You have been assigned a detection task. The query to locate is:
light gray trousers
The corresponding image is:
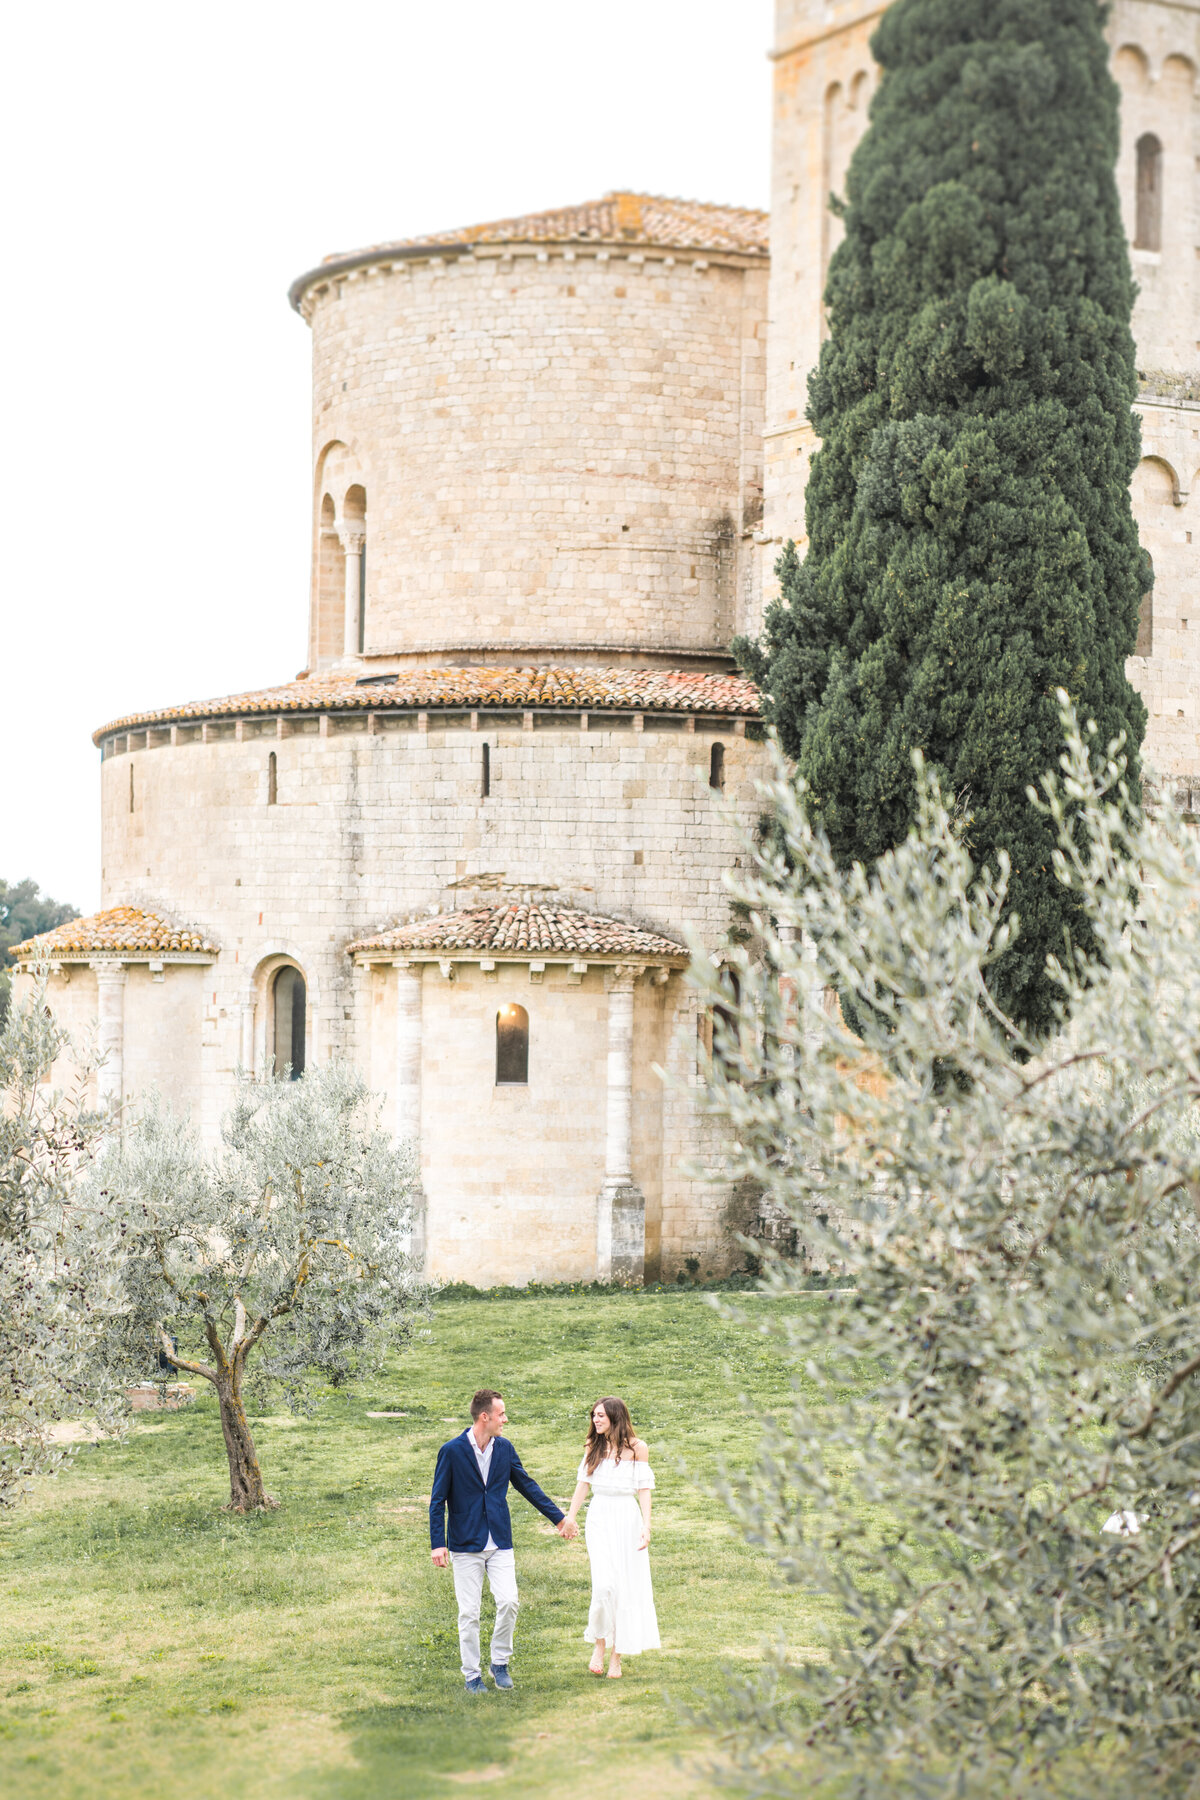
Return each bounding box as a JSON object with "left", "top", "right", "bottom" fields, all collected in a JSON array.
[{"left": 450, "top": 1546, "right": 519, "bottom": 1679}]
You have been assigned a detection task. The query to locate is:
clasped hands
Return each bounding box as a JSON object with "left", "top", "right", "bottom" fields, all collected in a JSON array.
[{"left": 431, "top": 1519, "right": 576, "bottom": 1565}]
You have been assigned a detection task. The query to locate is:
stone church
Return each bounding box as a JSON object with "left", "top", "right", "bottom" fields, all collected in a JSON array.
[{"left": 14, "top": 0, "right": 1200, "bottom": 1285}]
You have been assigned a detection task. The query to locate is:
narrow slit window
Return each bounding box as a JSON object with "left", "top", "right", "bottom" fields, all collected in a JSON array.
[
  {"left": 709, "top": 742, "right": 725, "bottom": 791},
  {"left": 496, "top": 1003, "right": 529, "bottom": 1085},
  {"left": 1135, "top": 133, "right": 1163, "bottom": 252},
  {"left": 272, "top": 966, "right": 307, "bottom": 1080},
  {"left": 481, "top": 741, "right": 491, "bottom": 799},
  {"left": 1137, "top": 555, "right": 1155, "bottom": 656},
  {"left": 267, "top": 751, "right": 278, "bottom": 805},
  {"left": 129, "top": 763, "right": 135, "bottom": 813}
]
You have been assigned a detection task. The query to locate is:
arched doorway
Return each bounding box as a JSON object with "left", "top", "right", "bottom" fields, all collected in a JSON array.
[{"left": 272, "top": 965, "right": 307, "bottom": 1079}]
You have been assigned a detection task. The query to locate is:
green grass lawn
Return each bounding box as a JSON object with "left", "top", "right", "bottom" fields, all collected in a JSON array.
[{"left": 0, "top": 1288, "right": 831, "bottom": 1799}]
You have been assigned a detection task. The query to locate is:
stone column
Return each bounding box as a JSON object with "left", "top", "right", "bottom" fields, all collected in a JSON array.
[
  {"left": 92, "top": 961, "right": 127, "bottom": 1115},
  {"left": 340, "top": 528, "right": 366, "bottom": 660},
  {"left": 596, "top": 967, "right": 645, "bottom": 1284},
  {"left": 394, "top": 960, "right": 426, "bottom": 1271}
]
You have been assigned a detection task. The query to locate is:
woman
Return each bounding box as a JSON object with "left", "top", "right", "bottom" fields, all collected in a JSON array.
[{"left": 563, "top": 1396, "right": 660, "bottom": 1677}]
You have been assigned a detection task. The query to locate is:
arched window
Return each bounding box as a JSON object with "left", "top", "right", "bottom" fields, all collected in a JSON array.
[
  {"left": 714, "top": 971, "right": 741, "bottom": 1077},
  {"left": 1135, "top": 133, "right": 1162, "bottom": 252},
  {"left": 1137, "top": 554, "right": 1154, "bottom": 656},
  {"left": 272, "top": 966, "right": 306, "bottom": 1080},
  {"left": 316, "top": 490, "right": 342, "bottom": 666},
  {"left": 709, "top": 742, "right": 725, "bottom": 791},
  {"left": 267, "top": 751, "right": 278, "bottom": 805},
  {"left": 698, "top": 974, "right": 742, "bottom": 1078},
  {"left": 496, "top": 1003, "right": 528, "bottom": 1085}
]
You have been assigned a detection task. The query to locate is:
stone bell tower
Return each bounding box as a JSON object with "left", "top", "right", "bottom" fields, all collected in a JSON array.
[
  {"left": 762, "top": 0, "right": 1200, "bottom": 796},
  {"left": 761, "top": 1, "right": 883, "bottom": 593},
  {"left": 1110, "top": 1, "right": 1200, "bottom": 795}
]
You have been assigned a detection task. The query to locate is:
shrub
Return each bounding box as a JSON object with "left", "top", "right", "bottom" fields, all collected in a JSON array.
[{"left": 694, "top": 704, "right": 1200, "bottom": 1797}]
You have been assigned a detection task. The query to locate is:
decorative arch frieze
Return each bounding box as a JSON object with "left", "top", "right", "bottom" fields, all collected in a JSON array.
[{"left": 1134, "top": 453, "right": 1183, "bottom": 509}]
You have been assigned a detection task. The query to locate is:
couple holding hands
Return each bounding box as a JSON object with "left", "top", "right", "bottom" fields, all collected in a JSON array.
[{"left": 430, "top": 1388, "right": 659, "bottom": 1691}]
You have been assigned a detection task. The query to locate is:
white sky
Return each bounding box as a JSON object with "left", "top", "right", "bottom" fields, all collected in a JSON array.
[{"left": 0, "top": 0, "right": 774, "bottom": 913}]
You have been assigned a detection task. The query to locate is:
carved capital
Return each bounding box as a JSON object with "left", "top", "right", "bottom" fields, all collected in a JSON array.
[
  {"left": 90, "top": 960, "right": 127, "bottom": 986},
  {"left": 604, "top": 964, "right": 641, "bottom": 993}
]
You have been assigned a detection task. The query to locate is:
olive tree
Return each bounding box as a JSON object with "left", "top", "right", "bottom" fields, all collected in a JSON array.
[
  {"left": 0, "top": 973, "right": 124, "bottom": 1505},
  {"left": 98, "top": 1063, "right": 422, "bottom": 1511},
  {"left": 694, "top": 703, "right": 1200, "bottom": 1798}
]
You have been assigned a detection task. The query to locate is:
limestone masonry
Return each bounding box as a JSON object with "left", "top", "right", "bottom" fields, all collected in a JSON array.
[{"left": 14, "top": 2, "right": 1200, "bottom": 1284}]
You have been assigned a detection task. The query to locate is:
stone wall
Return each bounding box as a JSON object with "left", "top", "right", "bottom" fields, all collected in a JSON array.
[
  {"left": 381, "top": 959, "right": 674, "bottom": 1285},
  {"left": 302, "top": 248, "right": 768, "bottom": 670},
  {"left": 22, "top": 961, "right": 209, "bottom": 1121},
  {"left": 86, "top": 714, "right": 768, "bottom": 1278}
]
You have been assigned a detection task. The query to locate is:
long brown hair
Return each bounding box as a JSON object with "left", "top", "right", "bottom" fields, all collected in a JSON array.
[{"left": 585, "top": 1396, "right": 637, "bottom": 1474}]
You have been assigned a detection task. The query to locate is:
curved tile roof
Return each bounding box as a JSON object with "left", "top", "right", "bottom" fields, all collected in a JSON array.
[
  {"left": 320, "top": 188, "right": 766, "bottom": 261},
  {"left": 348, "top": 904, "right": 688, "bottom": 963},
  {"left": 9, "top": 906, "right": 218, "bottom": 961},
  {"left": 94, "top": 666, "right": 760, "bottom": 742},
  {"left": 290, "top": 192, "right": 768, "bottom": 308}
]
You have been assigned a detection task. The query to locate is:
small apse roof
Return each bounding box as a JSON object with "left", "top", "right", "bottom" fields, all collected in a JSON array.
[
  {"left": 9, "top": 906, "right": 219, "bottom": 963},
  {"left": 347, "top": 903, "right": 689, "bottom": 964}
]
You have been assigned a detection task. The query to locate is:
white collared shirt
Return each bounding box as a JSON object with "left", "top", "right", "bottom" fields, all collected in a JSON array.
[
  {"left": 470, "top": 1429, "right": 497, "bottom": 1557},
  {"left": 471, "top": 1432, "right": 494, "bottom": 1488}
]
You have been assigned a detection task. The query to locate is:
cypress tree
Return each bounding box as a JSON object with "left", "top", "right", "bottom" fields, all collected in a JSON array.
[{"left": 737, "top": 0, "right": 1148, "bottom": 1036}]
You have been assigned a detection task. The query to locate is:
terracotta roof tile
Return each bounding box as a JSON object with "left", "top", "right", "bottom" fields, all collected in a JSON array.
[
  {"left": 325, "top": 191, "right": 768, "bottom": 264},
  {"left": 94, "top": 666, "right": 760, "bottom": 742},
  {"left": 348, "top": 904, "right": 688, "bottom": 962},
  {"left": 9, "top": 906, "right": 218, "bottom": 961}
]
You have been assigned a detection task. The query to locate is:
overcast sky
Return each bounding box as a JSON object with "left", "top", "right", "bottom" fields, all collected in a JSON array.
[{"left": 0, "top": 1, "right": 774, "bottom": 913}]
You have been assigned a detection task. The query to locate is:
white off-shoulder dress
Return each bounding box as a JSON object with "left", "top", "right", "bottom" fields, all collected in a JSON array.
[{"left": 578, "top": 1453, "right": 661, "bottom": 1655}]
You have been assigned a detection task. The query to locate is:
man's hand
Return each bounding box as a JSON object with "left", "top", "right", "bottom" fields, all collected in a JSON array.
[
  {"left": 431, "top": 1547, "right": 450, "bottom": 1568},
  {"left": 557, "top": 1517, "right": 579, "bottom": 1540}
]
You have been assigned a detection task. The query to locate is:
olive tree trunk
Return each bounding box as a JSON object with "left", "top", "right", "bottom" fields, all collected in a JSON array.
[
  {"left": 214, "top": 1369, "right": 275, "bottom": 1512},
  {"left": 161, "top": 1321, "right": 277, "bottom": 1512}
]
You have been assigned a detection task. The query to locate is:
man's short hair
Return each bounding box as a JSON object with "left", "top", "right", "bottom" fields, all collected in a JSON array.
[{"left": 471, "top": 1389, "right": 503, "bottom": 1421}]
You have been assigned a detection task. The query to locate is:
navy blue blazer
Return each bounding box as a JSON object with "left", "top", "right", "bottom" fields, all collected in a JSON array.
[{"left": 429, "top": 1429, "right": 564, "bottom": 1553}]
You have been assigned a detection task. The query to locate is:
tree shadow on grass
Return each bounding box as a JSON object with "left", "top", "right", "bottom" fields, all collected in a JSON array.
[{"left": 310, "top": 1693, "right": 529, "bottom": 1800}]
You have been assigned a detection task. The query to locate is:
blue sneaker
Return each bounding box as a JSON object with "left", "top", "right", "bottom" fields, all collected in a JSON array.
[
  {"left": 464, "top": 1675, "right": 487, "bottom": 1694},
  {"left": 490, "top": 1664, "right": 514, "bottom": 1690}
]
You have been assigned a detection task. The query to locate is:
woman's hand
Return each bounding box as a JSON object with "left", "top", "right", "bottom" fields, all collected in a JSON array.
[{"left": 636, "top": 1527, "right": 650, "bottom": 1551}]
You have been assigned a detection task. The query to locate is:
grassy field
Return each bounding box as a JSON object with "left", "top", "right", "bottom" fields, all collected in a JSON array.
[{"left": 0, "top": 1287, "right": 828, "bottom": 1800}]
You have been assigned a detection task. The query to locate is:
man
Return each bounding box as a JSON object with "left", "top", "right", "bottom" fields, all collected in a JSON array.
[{"left": 430, "top": 1389, "right": 577, "bottom": 1692}]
